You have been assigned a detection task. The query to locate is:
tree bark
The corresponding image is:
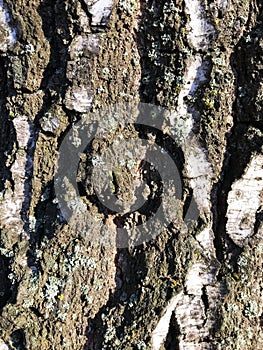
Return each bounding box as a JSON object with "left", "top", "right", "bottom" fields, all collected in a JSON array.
[{"left": 0, "top": 0, "right": 262, "bottom": 349}]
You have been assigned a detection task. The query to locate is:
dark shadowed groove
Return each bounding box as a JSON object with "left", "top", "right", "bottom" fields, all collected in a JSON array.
[{"left": 0, "top": 52, "right": 18, "bottom": 315}]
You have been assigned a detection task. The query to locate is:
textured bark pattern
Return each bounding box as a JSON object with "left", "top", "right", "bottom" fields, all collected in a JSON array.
[{"left": 0, "top": 0, "right": 262, "bottom": 349}]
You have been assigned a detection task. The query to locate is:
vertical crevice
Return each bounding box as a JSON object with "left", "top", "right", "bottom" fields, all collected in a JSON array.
[
  {"left": 0, "top": 49, "right": 17, "bottom": 315},
  {"left": 163, "top": 311, "right": 180, "bottom": 350}
]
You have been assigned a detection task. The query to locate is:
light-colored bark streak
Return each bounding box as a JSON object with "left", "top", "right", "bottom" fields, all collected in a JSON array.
[
  {"left": 0, "top": 339, "right": 8, "bottom": 350},
  {"left": 0, "top": 0, "right": 16, "bottom": 52},
  {"left": 226, "top": 153, "right": 263, "bottom": 247},
  {"left": 169, "top": 55, "right": 213, "bottom": 213},
  {"left": 152, "top": 292, "right": 183, "bottom": 350},
  {"left": 153, "top": 1, "right": 230, "bottom": 348},
  {"left": 0, "top": 116, "right": 34, "bottom": 244},
  {"left": 84, "top": 0, "right": 114, "bottom": 26},
  {"left": 184, "top": 0, "right": 216, "bottom": 51},
  {"left": 0, "top": 3, "right": 32, "bottom": 245}
]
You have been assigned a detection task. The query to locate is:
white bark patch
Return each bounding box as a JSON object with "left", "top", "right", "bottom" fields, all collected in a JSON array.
[
  {"left": 169, "top": 57, "right": 213, "bottom": 215},
  {"left": 0, "top": 0, "right": 16, "bottom": 52},
  {"left": 176, "top": 295, "right": 206, "bottom": 337},
  {"left": 184, "top": 0, "right": 215, "bottom": 51},
  {"left": 175, "top": 264, "right": 221, "bottom": 348},
  {"left": 185, "top": 145, "right": 213, "bottom": 214},
  {"left": 176, "top": 56, "right": 208, "bottom": 118},
  {"left": 152, "top": 263, "right": 220, "bottom": 349},
  {"left": 0, "top": 340, "right": 8, "bottom": 350},
  {"left": 0, "top": 116, "right": 33, "bottom": 239},
  {"left": 226, "top": 153, "right": 263, "bottom": 247},
  {"left": 178, "top": 342, "right": 213, "bottom": 350},
  {"left": 185, "top": 263, "right": 216, "bottom": 296},
  {"left": 196, "top": 227, "right": 216, "bottom": 257},
  {"left": 85, "top": 0, "right": 114, "bottom": 26},
  {"left": 151, "top": 292, "right": 183, "bottom": 350},
  {"left": 0, "top": 346, "right": 8, "bottom": 350},
  {"left": 168, "top": 0, "right": 219, "bottom": 215}
]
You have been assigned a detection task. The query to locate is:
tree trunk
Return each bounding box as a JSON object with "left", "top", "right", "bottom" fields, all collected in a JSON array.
[{"left": 0, "top": 0, "right": 262, "bottom": 349}]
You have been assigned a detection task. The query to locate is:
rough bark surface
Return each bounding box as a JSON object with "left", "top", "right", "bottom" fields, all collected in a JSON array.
[{"left": 0, "top": 0, "right": 262, "bottom": 349}]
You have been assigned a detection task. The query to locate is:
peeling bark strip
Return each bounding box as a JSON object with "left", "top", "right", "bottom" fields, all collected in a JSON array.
[{"left": 0, "top": 0, "right": 262, "bottom": 349}]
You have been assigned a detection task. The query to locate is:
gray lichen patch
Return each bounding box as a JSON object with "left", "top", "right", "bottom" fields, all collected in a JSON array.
[
  {"left": 88, "top": 2, "right": 141, "bottom": 107},
  {"left": 216, "top": 243, "right": 263, "bottom": 349}
]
